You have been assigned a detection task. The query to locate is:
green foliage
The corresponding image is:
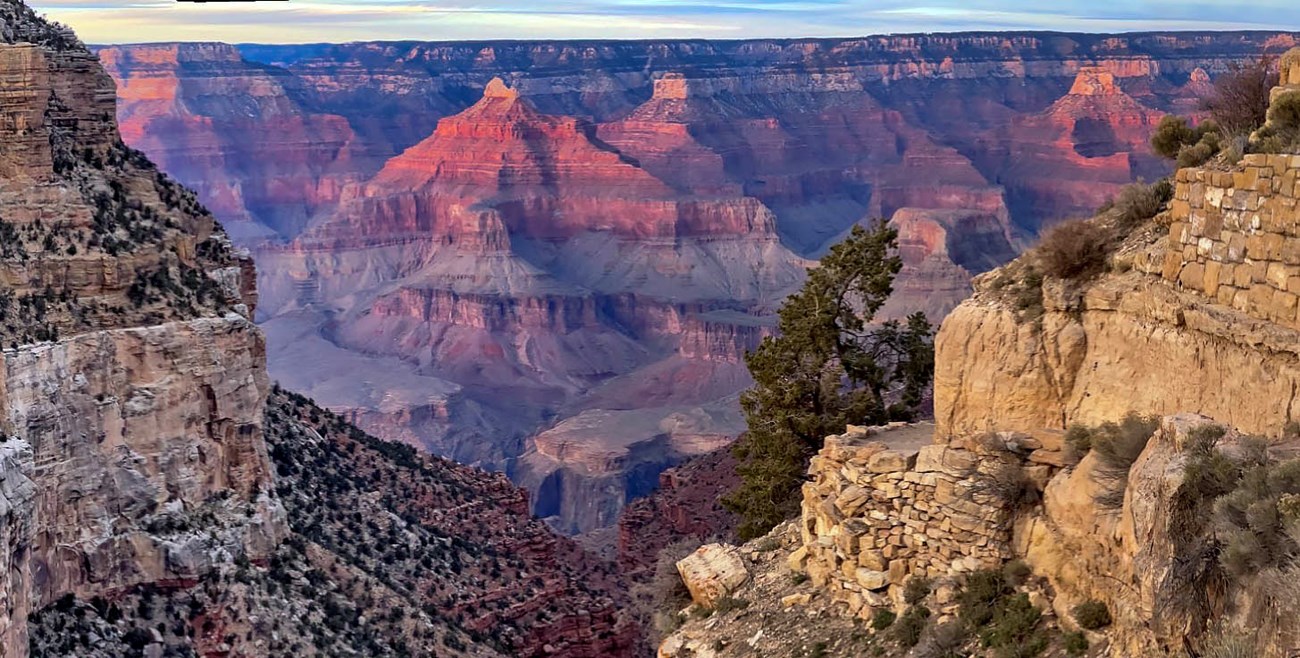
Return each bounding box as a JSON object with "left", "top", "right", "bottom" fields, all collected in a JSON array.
[
  {"left": 1152, "top": 116, "right": 1221, "bottom": 166},
  {"left": 724, "top": 222, "right": 935, "bottom": 539},
  {"left": 1063, "top": 631, "right": 1089, "bottom": 656},
  {"left": 1215, "top": 454, "right": 1300, "bottom": 578},
  {"left": 870, "top": 607, "right": 897, "bottom": 631},
  {"left": 1178, "top": 133, "right": 1221, "bottom": 168},
  {"left": 1071, "top": 600, "right": 1112, "bottom": 630},
  {"left": 979, "top": 594, "right": 1045, "bottom": 656},
  {"left": 1255, "top": 91, "right": 1300, "bottom": 154},
  {"left": 915, "top": 621, "right": 968, "bottom": 658},
  {"left": 958, "top": 569, "right": 1010, "bottom": 629},
  {"left": 712, "top": 596, "right": 751, "bottom": 614},
  {"left": 1151, "top": 115, "right": 1199, "bottom": 159}
]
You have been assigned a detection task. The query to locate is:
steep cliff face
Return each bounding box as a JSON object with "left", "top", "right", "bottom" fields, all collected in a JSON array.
[{"left": 0, "top": 1, "right": 287, "bottom": 652}]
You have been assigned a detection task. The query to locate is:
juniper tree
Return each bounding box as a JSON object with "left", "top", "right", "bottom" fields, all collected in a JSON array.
[{"left": 724, "top": 221, "right": 934, "bottom": 539}]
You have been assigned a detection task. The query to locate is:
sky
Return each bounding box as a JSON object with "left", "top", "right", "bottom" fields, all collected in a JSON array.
[{"left": 28, "top": 0, "right": 1300, "bottom": 45}]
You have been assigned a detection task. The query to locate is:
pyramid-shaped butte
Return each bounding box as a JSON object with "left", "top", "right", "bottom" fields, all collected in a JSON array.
[{"left": 320, "top": 78, "right": 778, "bottom": 244}]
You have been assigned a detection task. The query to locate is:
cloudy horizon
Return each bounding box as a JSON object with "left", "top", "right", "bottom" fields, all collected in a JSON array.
[{"left": 29, "top": 0, "right": 1300, "bottom": 45}]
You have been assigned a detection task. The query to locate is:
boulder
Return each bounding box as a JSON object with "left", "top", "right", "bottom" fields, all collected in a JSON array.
[
  {"left": 677, "top": 543, "right": 750, "bottom": 608},
  {"left": 866, "top": 449, "right": 918, "bottom": 474}
]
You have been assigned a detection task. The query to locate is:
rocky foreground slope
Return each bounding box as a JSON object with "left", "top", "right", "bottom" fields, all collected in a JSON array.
[
  {"left": 0, "top": 3, "right": 633, "bottom": 656},
  {"left": 658, "top": 54, "right": 1300, "bottom": 658},
  {"left": 91, "top": 34, "right": 1298, "bottom": 538}
]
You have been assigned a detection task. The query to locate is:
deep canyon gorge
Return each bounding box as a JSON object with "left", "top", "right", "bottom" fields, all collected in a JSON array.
[{"left": 93, "top": 32, "right": 1298, "bottom": 539}]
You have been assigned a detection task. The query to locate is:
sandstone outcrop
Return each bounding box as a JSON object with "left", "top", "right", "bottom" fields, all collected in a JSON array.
[
  {"left": 935, "top": 156, "right": 1300, "bottom": 440},
  {"left": 676, "top": 543, "right": 749, "bottom": 608}
]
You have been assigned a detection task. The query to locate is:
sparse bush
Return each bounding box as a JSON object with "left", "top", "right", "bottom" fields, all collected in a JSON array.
[
  {"left": 1035, "top": 219, "right": 1112, "bottom": 281},
  {"left": 1201, "top": 628, "right": 1259, "bottom": 658},
  {"left": 904, "top": 575, "right": 933, "bottom": 605},
  {"left": 970, "top": 460, "right": 1039, "bottom": 510},
  {"left": 980, "top": 593, "right": 1046, "bottom": 657},
  {"left": 1215, "top": 456, "right": 1300, "bottom": 577},
  {"left": 958, "top": 569, "right": 1010, "bottom": 629},
  {"left": 1013, "top": 268, "right": 1045, "bottom": 322},
  {"left": 915, "top": 621, "right": 968, "bottom": 658},
  {"left": 891, "top": 606, "right": 930, "bottom": 648},
  {"left": 871, "top": 607, "right": 897, "bottom": 631},
  {"left": 1113, "top": 179, "right": 1173, "bottom": 230},
  {"left": 712, "top": 596, "right": 750, "bottom": 614},
  {"left": 1255, "top": 91, "right": 1300, "bottom": 154},
  {"left": 1203, "top": 56, "right": 1277, "bottom": 139},
  {"left": 1087, "top": 413, "right": 1160, "bottom": 508},
  {"left": 1002, "top": 560, "right": 1032, "bottom": 588},
  {"left": 1071, "top": 600, "right": 1112, "bottom": 630},
  {"left": 1063, "top": 631, "right": 1089, "bottom": 656},
  {"left": 1065, "top": 424, "right": 1093, "bottom": 464}
]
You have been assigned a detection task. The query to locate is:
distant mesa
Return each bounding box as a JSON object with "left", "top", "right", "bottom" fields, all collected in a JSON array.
[{"left": 1068, "top": 67, "right": 1121, "bottom": 96}]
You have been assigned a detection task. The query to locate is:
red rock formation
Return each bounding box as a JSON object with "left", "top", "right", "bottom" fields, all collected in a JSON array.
[
  {"left": 96, "top": 43, "right": 365, "bottom": 241},
  {"left": 315, "top": 77, "right": 778, "bottom": 246},
  {"left": 980, "top": 67, "right": 1169, "bottom": 233},
  {"left": 616, "top": 446, "right": 740, "bottom": 579}
]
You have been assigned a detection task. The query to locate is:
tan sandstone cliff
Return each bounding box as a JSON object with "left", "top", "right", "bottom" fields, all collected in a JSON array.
[{"left": 0, "top": 2, "right": 288, "bottom": 652}]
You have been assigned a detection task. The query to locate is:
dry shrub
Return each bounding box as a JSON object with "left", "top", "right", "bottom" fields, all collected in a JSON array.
[
  {"left": 970, "top": 460, "right": 1039, "bottom": 510},
  {"left": 1035, "top": 219, "right": 1112, "bottom": 281},
  {"left": 1081, "top": 413, "right": 1160, "bottom": 508},
  {"left": 1203, "top": 56, "right": 1278, "bottom": 138},
  {"left": 1114, "top": 179, "right": 1173, "bottom": 230},
  {"left": 914, "top": 621, "right": 967, "bottom": 658}
]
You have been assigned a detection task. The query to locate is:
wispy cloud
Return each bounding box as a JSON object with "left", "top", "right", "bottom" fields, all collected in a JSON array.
[{"left": 27, "top": 0, "right": 1300, "bottom": 44}]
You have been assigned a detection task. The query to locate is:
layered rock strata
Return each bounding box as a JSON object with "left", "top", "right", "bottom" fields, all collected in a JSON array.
[
  {"left": 0, "top": 1, "right": 287, "bottom": 652},
  {"left": 97, "top": 32, "right": 1295, "bottom": 538}
]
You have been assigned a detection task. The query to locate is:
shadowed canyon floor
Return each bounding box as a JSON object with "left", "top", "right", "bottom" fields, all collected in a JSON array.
[{"left": 94, "top": 33, "right": 1298, "bottom": 537}]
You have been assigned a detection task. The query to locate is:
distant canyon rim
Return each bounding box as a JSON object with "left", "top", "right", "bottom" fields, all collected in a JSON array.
[{"left": 94, "top": 32, "right": 1295, "bottom": 540}]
